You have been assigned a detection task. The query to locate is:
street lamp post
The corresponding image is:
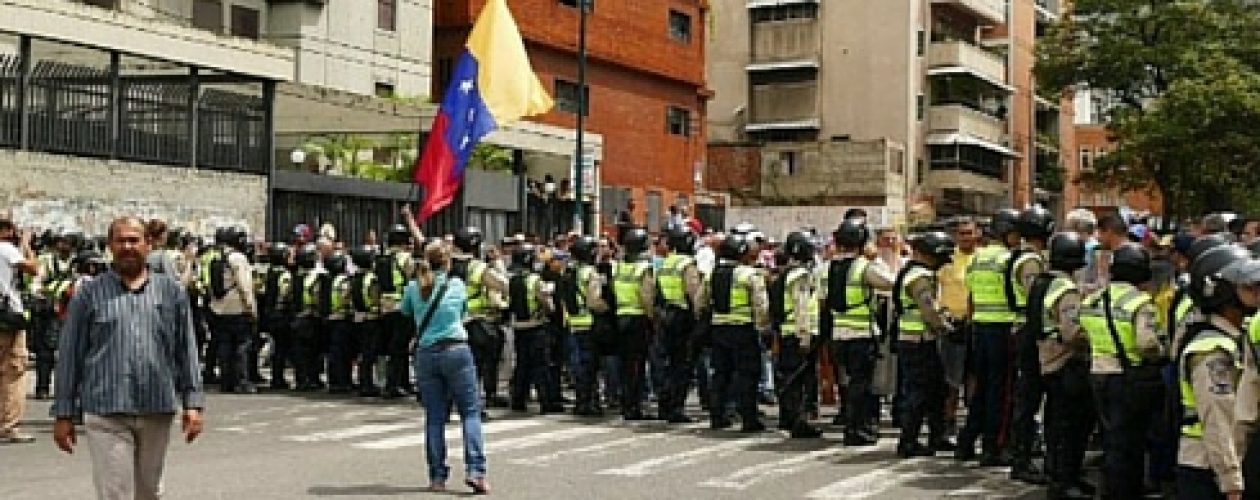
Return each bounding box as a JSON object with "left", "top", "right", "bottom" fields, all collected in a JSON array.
[{"left": 573, "top": 0, "right": 590, "bottom": 234}]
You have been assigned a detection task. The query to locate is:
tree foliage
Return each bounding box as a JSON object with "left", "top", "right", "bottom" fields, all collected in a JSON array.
[{"left": 1035, "top": 0, "right": 1260, "bottom": 219}]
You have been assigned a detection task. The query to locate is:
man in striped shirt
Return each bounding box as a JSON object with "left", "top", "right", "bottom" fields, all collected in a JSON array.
[{"left": 52, "top": 216, "right": 204, "bottom": 500}]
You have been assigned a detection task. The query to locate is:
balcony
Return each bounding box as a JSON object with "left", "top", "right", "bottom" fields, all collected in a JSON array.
[
  {"left": 930, "top": 0, "right": 1006, "bottom": 26},
  {"left": 927, "top": 41, "right": 1008, "bottom": 90},
  {"left": 751, "top": 19, "right": 819, "bottom": 65},
  {"left": 928, "top": 104, "right": 1007, "bottom": 146},
  {"left": 750, "top": 82, "right": 818, "bottom": 126},
  {"left": 925, "top": 168, "right": 1008, "bottom": 196},
  {"left": 1035, "top": 0, "right": 1062, "bottom": 23}
]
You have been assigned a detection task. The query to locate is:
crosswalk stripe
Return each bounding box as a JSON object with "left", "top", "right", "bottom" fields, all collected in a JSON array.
[
  {"left": 509, "top": 434, "right": 671, "bottom": 466},
  {"left": 699, "top": 442, "right": 889, "bottom": 491},
  {"left": 804, "top": 458, "right": 933, "bottom": 499},
  {"left": 942, "top": 475, "right": 1040, "bottom": 498},
  {"left": 352, "top": 420, "right": 544, "bottom": 450},
  {"left": 596, "top": 436, "right": 778, "bottom": 478},
  {"left": 454, "top": 427, "right": 616, "bottom": 456},
  {"left": 285, "top": 421, "right": 421, "bottom": 442}
]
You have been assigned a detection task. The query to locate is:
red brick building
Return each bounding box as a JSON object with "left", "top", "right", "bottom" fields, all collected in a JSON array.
[
  {"left": 433, "top": 0, "right": 710, "bottom": 231},
  {"left": 1067, "top": 124, "right": 1163, "bottom": 215}
]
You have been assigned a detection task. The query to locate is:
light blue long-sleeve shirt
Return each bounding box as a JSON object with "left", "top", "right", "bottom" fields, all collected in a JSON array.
[{"left": 400, "top": 273, "right": 469, "bottom": 348}]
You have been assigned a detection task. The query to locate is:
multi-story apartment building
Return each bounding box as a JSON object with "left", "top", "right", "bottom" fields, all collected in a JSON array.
[
  {"left": 434, "top": 0, "right": 710, "bottom": 233},
  {"left": 1067, "top": 89, "right": 1162, "bottom": 216},
  {"left": 707, "top": 0, "right": 1075, "bottom": 220}
]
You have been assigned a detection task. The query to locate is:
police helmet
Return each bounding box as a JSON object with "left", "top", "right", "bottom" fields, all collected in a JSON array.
[
  {"left": 60, "top": 231, "right": 85, "bottom": 250},
  {"left": 667, "top": 228, "right": 698, "bottom": 255},
  {"left": 990, "top": 208, "right": 1022, "bottom": 239},
  {"left": 213, "top": 227, "right": 232, "bottom": 246},
  {"left": 74, "top": 250, "right": 107, "bottom": 276},
  {"left": 1048, "top": 232, "right": 1087, "bottom": 272},
  {"left": 323, "top": 252, "right": 348, "bottom": 275},
  {"left": 350, "top": 245, "right": 376, "bottom": 269},
  {"left": 1017, "top": 206, "right": 1056, "bottom": 240},
  {"left": 570, "top": 236, "right": 598, "bottom": 264},
  {"left": 782, "top": 231, "right": 815, "bottom": 263},
  {"left": 453, "top": 227, "right": 483, "bottom": 255},
  {"left": 833, "top": 218, "right": 869, "bottom": 249},
  {"left": 621, "top": 228, "right": 650, "bottom": 256},
  {"left": 718, "top": 234, "right": 752, "bottom": 261},
  {"left": 295, "top": 244, "right": 319, "bottom": 270},
  {"left": 512, "top": 244, "right": 538, "bottom": 271},
  {"left": 1203, "top": 212, "right": 1239, "bottom": 236},
  {"left": 1189, "top": 245, "right": 1252, "bottom": 313},
  {"left": 1110, "top": 243, "right": 1152, "bottom": 284},
  {"left": 267, "top": 242, "right": 290, "bottom": 266},
  {"left": 386, "top": 224, "right": 411, "bottom": 247},
  {"left": 911, "top": 231, "right": 956, "bottom": 268},
  {"left": 1189, "top": 234, "right": 1230, "bottom": 263}
]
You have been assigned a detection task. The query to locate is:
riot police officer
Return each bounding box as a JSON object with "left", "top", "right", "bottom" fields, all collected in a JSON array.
[
  {"left": 775, "top": 231, "right": 821, "bottom": 438},
  {"left": 324, "top": 252, "right": 355, "bottom": 394},
  {"left": 207, "top": 227, "right": 258, "bottom": 394},
  {"left": 260, "top": 243, "right": 295, "bottom": 391},
  {"left": 1079, "top": 243, "right": 1166, "bottom": 499},
  {"left": 893, "top": 231, "right": 956, "bottom": 457},
  {"left": 657, "top": 228, "right": 705, "bottom": 423},
  {"left": 612, "top": 228, "right": 658, "bottom": 420},
  {"left": 450, "top": 227, "right": 509, "bottom": 408},
  {"left": 30, "top": 233, "right": 77, "bottom": 399},
  {"left": 508, "top": 244, "right": 560, "bottom": 414},
  {"left": 1011, "top": 206, "right": 1052, "bottom": 483},
  {"left": 378, "top": 224, "right": 416, "bottom": 398},
  {"left": 1037, "top": 233, "right": 1094, "bottom": 499},
  {"left": 569, "top": 236, "right": 608, "bottom": 416},
  {"left": 707, "top": 233, "right": 770, "bottom": 432},
  {"left": 819, "top": 218, "right": 894, "bottom": 445},
  {"left": 350, "top": 246, "right": 383, "bottom": 397},
  {"left": 292, "top": 244, "right": 325, "bottom": 391},
  {"left": 1175, "top": 245, "right": 1250, "bottom": 499}
]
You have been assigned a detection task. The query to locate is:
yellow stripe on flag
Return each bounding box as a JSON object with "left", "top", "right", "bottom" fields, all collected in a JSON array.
[{"left": 466, "top": 0, "right": 554, "bottom": 125}]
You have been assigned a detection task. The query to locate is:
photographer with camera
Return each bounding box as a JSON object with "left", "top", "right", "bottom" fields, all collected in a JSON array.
[{"left": 0, "top": 217, "right": 39, "bottom": 444}]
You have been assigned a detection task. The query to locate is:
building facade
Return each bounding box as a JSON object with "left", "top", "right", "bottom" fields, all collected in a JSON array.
[
  {"left": 706, "top": 0, "right": 1075, "bottom": 219},
  {"left": 1067, "top": 95, "right": 1163, "bottom": 216},
  {"left": 434, "top": 0, "right": 710, "bottom": 233}
]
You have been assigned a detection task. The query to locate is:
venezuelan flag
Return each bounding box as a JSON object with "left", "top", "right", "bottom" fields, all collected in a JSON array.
[{"left": 415, "top": 0, "right": 554, "bottom": 221}]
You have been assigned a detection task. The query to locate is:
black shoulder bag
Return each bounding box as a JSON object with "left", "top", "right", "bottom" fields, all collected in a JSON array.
[{"left": 414, "top": 279, "right": 451, "bottom": 341}]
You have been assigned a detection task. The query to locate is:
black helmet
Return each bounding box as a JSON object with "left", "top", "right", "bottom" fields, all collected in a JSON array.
[
  {"left": 621, "top": 228, "right": 650, "bottom": 256},
  {"left": 1048, "top": 232, "right": 1087, "bottom": 272},
  {"left": 213, "top": 227, "right": 232, "bottom": 246},
  {"left": 386, "top": 224, "right": 410, "bottom": 247},
  {"left": 718, "top": 234, "right": 752, "bottom": 261},
  {"left": 833, "top": 218, "right": 869, "bottom": 249},
  {"left": 990, "top": 208, "right": 1021, "bottom": 239},
  {"left": 323, "top": 252, "right": 348, "bottom": 275},
  {"left": 453, "top": 227, "right": 483, "bottom": 255},
  {"left": 1189, "top": 234, "right": 1230, "bottom": 263},
  {"left": 74, "top": 250, "right": 107, "bottom": 275},
  {"left": 570, "top": 235, "right": 598, "bottom": 264},
  {"left": 1110, "top": 243, "right": 1152, "bottom": 284},
  {"left": 1203, "top": 212, "right": 1239, "bottom": 235},
  {"left": 267, "top": 242, "right": 291, "bottom": 266},
  {"left": 782, "top": 231, "right": 815, "bottom": 263},
  {"left": 911, "top": 231, "right": 956, "bottom": 268},
  {"left": 1018, "top": 206, "right": 1056, "bottom": 239},
  {"left": 1189, "top": 245, "right": 1251, "bottom": 313},
  {"left": 350, "top": 245, "right": 376, "bottom": 268},
  {"left": 61, "top": 231, "right": 85, "bottom": 250},
  {"left": 667, "top": 228, "right": 698, "bottom": 255},
  {"left": 295, "top": 244, "right": 319, "bottom": 270},
  {"left": 227, "top": 227, "right": 249, "bottom": 251},
  {"left": 512, "top": 244, "right": 537, "bottom": 271}
]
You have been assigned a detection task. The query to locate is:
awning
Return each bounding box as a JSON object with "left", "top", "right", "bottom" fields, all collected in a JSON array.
[
  {"left": 744, "top": 60, "right": 820, "bottom": 72},
  {"left": 927, "top": 66, "right": 1015, "bottom": 93},
  {"left": 744, "top": 119, "right": 821, "bottom": 132},
  {"left": 926, "top": 132, "right": 1020, "bottom": 157}
]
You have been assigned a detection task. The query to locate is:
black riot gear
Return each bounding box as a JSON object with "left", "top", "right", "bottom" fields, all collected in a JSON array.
[
  {"left": 621, "top": 228, "right": 650, "bottom": 257},
  {"left": 386, "top": 224, "right": 410, "bottom": 247},
  {"left": 268, "top": 243, "right": 291, "bottom": 266},
  {"left": 512, "top": 244, "right": 538, "bottom": 272},
  {"left": 1188, "top": 245, "right": 1251, "bottom": 313},
  {"left": 324, "top": 253, "right": 348, "bottom": 276},
  {"left": 667, "top": 228, "right": 698, "bottom": 255},
  {"left": 1048, "top": 232, "right": 1087, "bottom": 272},
  {"left": 990, "top": 208, "right": 1021, "bottom": 240},
  {"left": 454, "top": 227, "right": 483, "bottom": 256},
  {"left": 911, "top": 231, "right": 955, "bottom": 270},
  {"left": 570, "top": 236, "right": 598, "bottom": 264},
  {"left": 1110, "top": 243, "right": 1152, "bottom": 284},
  {"left": 833, "top": 219, "right": 869, "bottom": 249},
  {"left": 718, "top": 234, "right": 752, "bottom": 261},
  {"left": 783, "top": 231, "right": 815, "bottom": 263},
  {"left": 295, "top": 244, "right": 319, "bottom": 270},
  {"left": 350, "top": 245, "right": 376, "bottom": 269},
  {"left": 1018, "top": 206, "right": 1056, "bottom": 240}
]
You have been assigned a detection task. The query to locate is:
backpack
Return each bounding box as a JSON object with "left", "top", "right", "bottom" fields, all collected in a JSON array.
[
  {"left": 375, "top": 252, "right": 401, "bottom": 294},
  {"left": 825, "top": 258, "right": 858, "bottom": 313},
  {"left": 768, "top": 266, "right": 791, "bottom": 330},
  {"left": 508, "top": 272, "right": 531, "bottom": 321},
  {"left": 209, "top": 251, "right": 231, "bottom": 300},
  {"left": 316, "top": 274, "right": 334, "bottom": 317}
]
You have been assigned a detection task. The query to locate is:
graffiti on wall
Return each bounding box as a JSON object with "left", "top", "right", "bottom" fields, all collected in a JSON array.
[{"left": 11, "top": 198, "right": 252, "bottom": 238}]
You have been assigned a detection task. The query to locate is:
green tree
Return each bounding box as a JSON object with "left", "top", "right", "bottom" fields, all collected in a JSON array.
[{"left": 467, "top": 143, "right": 513, "bottom": 171}]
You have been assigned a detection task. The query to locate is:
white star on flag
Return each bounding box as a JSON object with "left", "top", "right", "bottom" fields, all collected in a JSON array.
[
  {"left": 459, "top": 79, "right": 474, "bottom": 94},
  {"left": 468, "top": 108, "right": 476, "bottom": 122},
  {"left": 461, "top": 136, "right": 471, "bottom": 150}
]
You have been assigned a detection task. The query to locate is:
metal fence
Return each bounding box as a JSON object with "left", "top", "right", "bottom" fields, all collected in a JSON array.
[
  {"left": 0, "top": 54, "right": 24, "bottom": 148},
  {"left": 271, "top": 190, "right": 402, "bottom": 247}
]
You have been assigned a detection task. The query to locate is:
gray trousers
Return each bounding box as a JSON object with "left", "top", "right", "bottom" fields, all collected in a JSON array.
[{"left": 85, "top": 414, "right": 175, "bottom": 500}]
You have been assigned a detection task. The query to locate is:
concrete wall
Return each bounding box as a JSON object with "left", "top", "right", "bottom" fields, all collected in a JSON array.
[
  {"left": 760, "top": 140, "right": 901, "bottom": 205},
  {"left": 0, "top": 151, "right": 265, "bottom": 237},
  {"left": 725, "top": 205, "right": 900, "bottom": 241},
  {"left": 706, "top": 1, "right": 751, "bottom": 143}
]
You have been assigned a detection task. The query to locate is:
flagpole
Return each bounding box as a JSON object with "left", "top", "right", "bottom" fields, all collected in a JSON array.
[{"left": 573, "top": 0, "right": 590, "bottom": 235}]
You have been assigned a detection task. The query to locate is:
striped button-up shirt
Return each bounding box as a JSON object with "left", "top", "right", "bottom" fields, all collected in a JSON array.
[{"left": 51, "top": 270, "right": 205, "bottom": 419}]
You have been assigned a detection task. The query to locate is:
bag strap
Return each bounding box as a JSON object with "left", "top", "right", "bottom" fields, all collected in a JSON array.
[
  {"left": 415, "top": 279, "right": 451, "bottom": 338},
  {"left": 1101, "top": 288, "right": 1134, "bottom": 371},
  {"left": 1004, "top": 249, "right": 1026, "bottom": 313}
]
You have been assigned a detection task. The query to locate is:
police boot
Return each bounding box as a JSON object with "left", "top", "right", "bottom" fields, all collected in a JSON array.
[
  {"left": 1009, "top": 460, "right": 1048, "bottom": 485},
  {"left": 790, "top": 424, "right": 823, "bottom": 439},
  {"left": 897, "top": 441, "right": 934, "bottom": 458},
  {"left": 929, "top": 435, "right": 956, "bottom": 453}
]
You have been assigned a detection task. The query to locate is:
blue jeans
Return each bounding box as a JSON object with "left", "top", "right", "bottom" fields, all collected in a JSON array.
[{"left": 415, "top": 343, "right": 486, "bottom": 482}]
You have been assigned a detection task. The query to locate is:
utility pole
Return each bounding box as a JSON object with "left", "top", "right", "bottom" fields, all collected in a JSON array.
[{"left": 573, "top": 0, "right": 591, "bottom": 234}]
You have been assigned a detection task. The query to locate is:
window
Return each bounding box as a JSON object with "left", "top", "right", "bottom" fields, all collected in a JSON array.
[
  {"left": 374, "top": 83, "right": 395, "bottom": 99},
  {"left": 917, "top": 30, "right": 926, "bottom": 56},
  {"left": 230, "top": 5, "right": 260, "bottom": 40},
  {"left": 669, "top": 10, "right": 692, "bottom": 43},
  {"left": 192, "top": 0, "right": 223, "bottom": 34},
  {"left": 666, "top": 106, "right": 691, "bottom": 136},
  {"left": 779, "top": 151, "right": 798, "bottom": 176},
  {"left": 891, "top": 149, "right": 905, "bottom": 174},
  {"left": 1080, "top": 148, "right": 1093, "bottom": 171},
  {"left": 916, "top": 94, "right": 925, "bottom": 121},
  {"left": 750, "top": 4, "right": 818, "bottom": 22},
  {"left": 559, "top": 0, "right": 592, "bottom": 10},
  {"left": 555, "top": 79, "right": 589, "bottom": 116},
  {"left": 378, "top": 0, "right": 397, "bottom": 31},
  {"left": 436, "top": 57, "right": 454, "bottom": 95}
]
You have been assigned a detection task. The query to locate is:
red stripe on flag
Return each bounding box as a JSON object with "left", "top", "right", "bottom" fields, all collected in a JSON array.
[{"left": 415, "top": 113, "right": 460, "bottom": 221}]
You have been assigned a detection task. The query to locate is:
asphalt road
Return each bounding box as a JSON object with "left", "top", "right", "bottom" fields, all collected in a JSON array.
[{"left": 1, "top": 388, "right": 1048, "bottom": 500}]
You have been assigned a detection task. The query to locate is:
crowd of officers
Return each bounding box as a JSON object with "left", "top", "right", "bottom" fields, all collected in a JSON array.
[{"left": 19, "top": 207, "right": 1260, "bottom": 499}]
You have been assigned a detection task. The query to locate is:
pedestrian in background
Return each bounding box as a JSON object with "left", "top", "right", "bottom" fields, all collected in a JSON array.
[
  {"left": 52, "top": 216, "right": 204, "bottom": 500},
  {"left": 402, "top": 241, "right": 489, "bottom": 494},
  {"left": 0, "top": 218, "right": 37, "bottom": 444}
]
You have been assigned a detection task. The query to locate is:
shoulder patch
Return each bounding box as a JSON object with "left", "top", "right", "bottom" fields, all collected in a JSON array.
[{"left": 1207, "top": 355, "right": 1237, "bottom": 395}]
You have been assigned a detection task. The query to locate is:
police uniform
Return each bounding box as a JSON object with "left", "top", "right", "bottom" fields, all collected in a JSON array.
[
  {"left": 776, "top": 263, "right": 819, "bottom": 437},
  {"left": 817, "top": 251, "right": 894, "bottom": 444},
  {"left": 350, "top": 267, "right": 382, "bottom": 396},
  {"left": 960, "top": 242, "right": 1021, "bottom": 461},
  {"left": 1079, "top": 281, "right": 1165, "bottom": 499},
  {"left": 326, "top": 265, "right": 356, "bottom": 393},
  {"left": 508, "top": 263, "right": 558, "bottom": 413},
  {"left": 1235, "top": 314, "right": 1260, "bottom": 498},
  {"left": 31, "top": 250, "right": 74, "bottom": 398},
  {"left": 378, "top": 246, "right": 415, "bottom": 397},
  {"left": 207, "top": 245, "right": 258, "bottom": 393},
  {"left": 293, "top": 263, "right": 326, "bottom": 391},
  {"left": 1174, "top": 315, "right": 1244, "bottom": 499},
  {"left": 706, "top": 258, "right": 770, "bottom": 431},
  {"left": 453, "top": 253, "right": 508, "bottom": 405},
  {"left": 612, "top": 257, "right": 657, "bottom": 420},
  {"left": 657, "top": 251, "right": 704, "bottom": 422},
  {"left": 571, "top": 261, "right": 608, "bottom": 415},
  {"left": 1009, "top": 246, "right": 1048, "bottom": 477},
  {"left": 197, "top": 245, "right": 224, "bottom": 383},
  {"left": 1036, "top": 270, "right": 1094, "bottom": 497},
  {"left": 259, "top": 260, "right": 294, "bottom": 390},
  {"left": 893, "top": 261, "right": 953, "bottom": 456}
]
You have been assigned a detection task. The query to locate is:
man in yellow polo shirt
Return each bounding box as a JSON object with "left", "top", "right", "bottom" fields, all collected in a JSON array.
[{"left": 938, "top": 217, "right": 979, "bottom": 434}]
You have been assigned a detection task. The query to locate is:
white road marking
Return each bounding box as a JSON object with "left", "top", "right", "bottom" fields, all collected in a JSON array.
[
  {"left": 284, "top": 421, "right": 421, "bottom": 442},
  {"left": 510, "top": 433, "right": 671, "bottom": 466},
  {"left": 699, "top": 442, "right": 888, "bottom": 490},
  {"left": 596, "top": 437, "right": 778, "bottom": 477},
  {"left": 461, "top": 426, "right": 615, "bottom": 455},
  {"left": 352, "top": 420, "right": 543, "bottom": 450},
  {"left": 804, "top": 458, "right": 934, "bottom": 499}
]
